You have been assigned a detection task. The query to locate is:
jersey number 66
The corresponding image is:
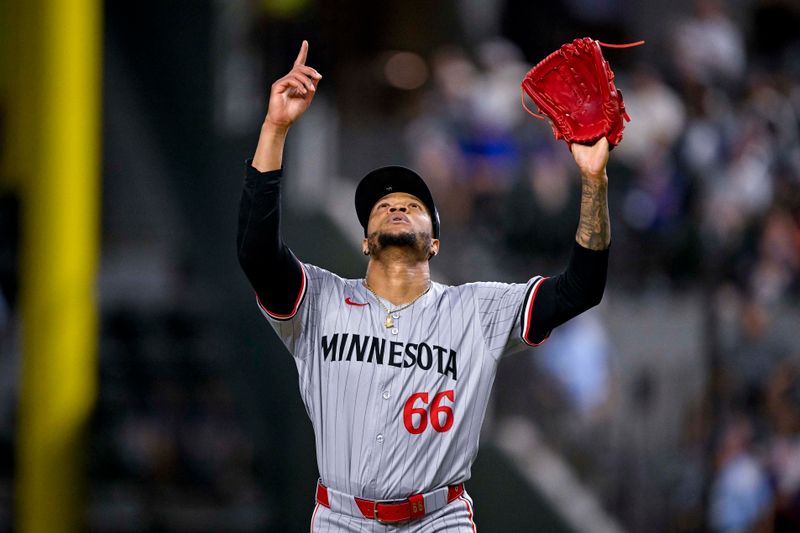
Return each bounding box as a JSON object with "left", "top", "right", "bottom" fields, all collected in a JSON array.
[{"left": 403, "top": 390, "right": 455, "bottom": 434}]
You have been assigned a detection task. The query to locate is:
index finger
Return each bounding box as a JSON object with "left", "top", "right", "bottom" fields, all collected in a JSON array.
[{"left": 294, "top": 40, "right": 308, "bottom": 66}]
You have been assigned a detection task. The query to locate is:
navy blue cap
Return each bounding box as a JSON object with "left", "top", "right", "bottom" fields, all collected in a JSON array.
[{"left": 355, "top": 166, "right": 440, "bottom": 238}]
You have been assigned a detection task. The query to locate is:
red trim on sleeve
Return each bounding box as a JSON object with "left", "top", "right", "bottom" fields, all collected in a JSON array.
[
  {"left": 522, "top": 276, "right": 550, "bottom": 346},
  {"left": 256, "top": 261, "right": 308, "bottom": 320}
]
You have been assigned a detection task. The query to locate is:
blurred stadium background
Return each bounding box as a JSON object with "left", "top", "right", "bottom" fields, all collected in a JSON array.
[{"left": 1, "top": 0, "right": 800, "bottom": 531}]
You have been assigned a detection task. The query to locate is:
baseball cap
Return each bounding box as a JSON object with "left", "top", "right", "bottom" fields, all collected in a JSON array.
[{"left": 355, "top": 166, "right": 441, "bottom": 238}]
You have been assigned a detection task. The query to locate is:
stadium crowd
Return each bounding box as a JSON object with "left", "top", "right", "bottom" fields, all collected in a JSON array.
[{"left": 402, "top": 0, "right": 800, "bottom": 531}]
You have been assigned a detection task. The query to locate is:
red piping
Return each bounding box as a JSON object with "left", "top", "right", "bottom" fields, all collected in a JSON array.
[{"left": 257, "top": 261, "right": 307, "bottom": 319}]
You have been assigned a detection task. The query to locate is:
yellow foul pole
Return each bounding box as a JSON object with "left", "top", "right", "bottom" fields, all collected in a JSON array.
[{"left": 14, "top": 0, "right": 102, "bottom": 531}]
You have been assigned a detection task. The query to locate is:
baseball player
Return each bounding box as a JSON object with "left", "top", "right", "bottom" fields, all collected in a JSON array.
[{"left": 238, "top": 41, "right": 611, "bottom": 531}]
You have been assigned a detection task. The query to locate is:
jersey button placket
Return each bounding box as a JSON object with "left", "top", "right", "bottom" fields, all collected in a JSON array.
[
  {"left": 374, "top": 372, "right": 397, "bottom": 492},
  {"left": 369, "top": 358, "right": 391, "bottom": 492}
]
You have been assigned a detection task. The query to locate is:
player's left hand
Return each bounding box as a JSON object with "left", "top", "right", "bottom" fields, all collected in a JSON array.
[{"left": 571, "top": 137, "right": 609, "bottom": 182}]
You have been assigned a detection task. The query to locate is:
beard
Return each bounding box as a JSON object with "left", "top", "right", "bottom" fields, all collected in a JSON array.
[
  {"left": 379, "top": 231, "right": 418, "bottom": 248},
  {"left": 368, "top": 230, "right": 432, "bottom": 258}
]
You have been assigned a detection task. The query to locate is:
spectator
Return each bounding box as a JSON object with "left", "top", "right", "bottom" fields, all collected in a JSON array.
[
  {"left": 709, "top": 415, "right": 773, "bottom": 533},
  {"left": 766, "top": 361, "right": 800, "bottom": 531},
  {"left": 671, "top": 0, "right": 746, "bottom": 89}
]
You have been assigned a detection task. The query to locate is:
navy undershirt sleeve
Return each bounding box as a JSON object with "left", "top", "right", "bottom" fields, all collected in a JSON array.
[
  {"left": 237, "top": 160, "right": 304, "bottom": 316},
  {"left": 525, "top": 241, "right": 609, "bottom": 344}
]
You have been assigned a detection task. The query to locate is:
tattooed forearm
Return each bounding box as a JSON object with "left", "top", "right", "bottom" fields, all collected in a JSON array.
[{"left": 576, "top": 176, "right": 611, "bottom": 250}]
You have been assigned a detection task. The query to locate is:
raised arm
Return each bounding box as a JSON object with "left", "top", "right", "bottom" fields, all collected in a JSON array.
[
  {"left": 521, "top": 138, "right": 611, "bottom": 345},
  {"left": 252, "top": 40, "right": 322, "bottom": 171},
  {"left": 572, "top": 138, "right": 611, "bottom": 250},
  {"left": 238, "top": 41, "right": 322, "bottom": 318}
]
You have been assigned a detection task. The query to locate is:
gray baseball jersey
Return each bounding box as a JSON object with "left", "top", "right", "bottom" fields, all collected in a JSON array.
[{"left": 260, "top": 262, "right": 546, "bottom": 505}]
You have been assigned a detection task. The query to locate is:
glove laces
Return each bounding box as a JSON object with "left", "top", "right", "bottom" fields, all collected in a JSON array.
[{"left": 596, "top": 40, "right": 645, "bottom": 48}]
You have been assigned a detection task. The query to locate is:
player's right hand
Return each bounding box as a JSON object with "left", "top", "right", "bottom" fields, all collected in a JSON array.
[
  {"left": 264, "top": 40, "right": 322, "bottom": 130},
  {"left": 571, "top": 136, "right": 609, "bottom": 183}
]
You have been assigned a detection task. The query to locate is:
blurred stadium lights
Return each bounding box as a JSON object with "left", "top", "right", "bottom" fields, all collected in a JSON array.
[
  {"left": 257, "top": 0, "right": 312, "bottom": 18},
  {"left": 382, "top": 51, "right": 429, "bottom": 90}
]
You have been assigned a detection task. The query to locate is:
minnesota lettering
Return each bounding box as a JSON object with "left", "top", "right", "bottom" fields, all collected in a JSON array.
[{"left": 321, "top": 333, "right": 458, "bottom": 380}]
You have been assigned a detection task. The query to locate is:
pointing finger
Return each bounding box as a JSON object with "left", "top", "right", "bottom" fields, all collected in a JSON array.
[{"left": 294, "top": 40, "right": 308, "bottom": 66}]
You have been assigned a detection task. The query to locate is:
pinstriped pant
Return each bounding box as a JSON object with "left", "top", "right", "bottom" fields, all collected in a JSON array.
[{"left": 309, "top": 491, "right": 478, "bottom": 532}]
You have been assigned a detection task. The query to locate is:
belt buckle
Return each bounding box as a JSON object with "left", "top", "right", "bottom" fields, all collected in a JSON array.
[
  {"left": 373, "top": 500, "right": 388, "bottom": 524},
  {"left": 373, "top": 499, "right": 402, "bottom": 524}
]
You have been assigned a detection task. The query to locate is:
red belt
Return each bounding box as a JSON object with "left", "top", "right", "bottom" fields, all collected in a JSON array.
[{"left": 315, "top": 480, "right": 465, "bottom": 524}]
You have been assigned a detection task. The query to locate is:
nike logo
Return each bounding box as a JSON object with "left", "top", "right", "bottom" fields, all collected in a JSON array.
[{"left": 345, "top": 297, "right": 369, "bottom": 307}]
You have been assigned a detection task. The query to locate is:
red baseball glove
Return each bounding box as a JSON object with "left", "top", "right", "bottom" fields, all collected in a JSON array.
[{"left": 521, "top": 38, "right": 643, "bottom": 149}]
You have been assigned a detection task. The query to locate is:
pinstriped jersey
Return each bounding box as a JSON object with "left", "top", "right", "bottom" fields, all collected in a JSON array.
[{"left": 260, "top": 262, "right": 546, "bottom": 501}]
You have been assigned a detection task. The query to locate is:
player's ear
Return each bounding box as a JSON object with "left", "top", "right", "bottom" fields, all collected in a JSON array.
[
  {"left": 429, "top": 239, "right": 440, "bottom": 259},
  {"left": 362, "top": 238, "right": 369, "bottom": 256}
]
